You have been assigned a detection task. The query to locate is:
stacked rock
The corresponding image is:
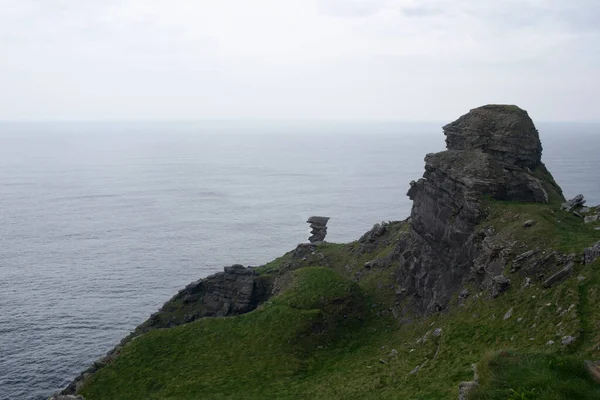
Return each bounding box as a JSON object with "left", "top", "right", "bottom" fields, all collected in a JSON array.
[{"left": 307, "top": 216, "right": 330, "bottom": 243}]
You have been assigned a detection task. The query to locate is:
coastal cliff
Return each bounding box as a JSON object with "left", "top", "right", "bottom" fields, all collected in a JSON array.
[{"left": 53, "top": 105, "right": 600, "bottom": 400}]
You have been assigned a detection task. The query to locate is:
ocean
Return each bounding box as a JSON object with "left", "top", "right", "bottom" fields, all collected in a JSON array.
[{"left": 0, "top": 120, "right": 598, "bottom": 400}]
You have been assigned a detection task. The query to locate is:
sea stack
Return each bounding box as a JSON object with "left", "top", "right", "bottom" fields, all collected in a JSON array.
[{"left": 307, "top": 216, "right": 329, "bottom": 243}]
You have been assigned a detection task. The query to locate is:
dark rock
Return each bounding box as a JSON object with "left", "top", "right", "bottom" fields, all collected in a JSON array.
[
  {"left": 512, "top": 249, "right": 539, "bottom": 272},
  {"left": 48, "top": 396, "right": 85, "bottom": 400},
  {"left": 561, "top": 194, "right": 586, "bottom": 212},
  {"left": 307, "top": 216, "right": 329, "bottom": 243},
  {"left": 491, "top": 275, "right": 511, "bottom": 298},
  {"left": 292, "top": 243, "right": 317, "bottom": 259},
  {"left": 444, "top": 104, "right": 542, "bottom": 168},
  {"left": 359, "top": 222, "right": 388, "bottom": 243},
  {"left": 543, "top": 262, "right": 574, "bottom": 288},
  {"left": 396, "top": 105, "right": 564, "bottom": 313},
  {"left": 584, "top": 241, "right": 600, "bottom": 265}
]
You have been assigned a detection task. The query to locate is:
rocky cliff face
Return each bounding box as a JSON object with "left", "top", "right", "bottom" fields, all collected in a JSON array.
[
  {"left": 58, "top": 265, "right": 272, "bottom": 396},
  {"left": 395, "top": 105, "right": 565, "bottom": 313}
]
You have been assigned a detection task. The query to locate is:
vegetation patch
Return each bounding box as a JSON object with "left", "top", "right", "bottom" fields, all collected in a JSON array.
[{"left": 470, "top": 351, "right": 600, "bottom": 400}]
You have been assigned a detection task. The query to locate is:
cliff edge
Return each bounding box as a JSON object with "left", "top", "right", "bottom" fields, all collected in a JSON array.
[{"left": 52, "top": 105, "right": 600, "bottom": 400}]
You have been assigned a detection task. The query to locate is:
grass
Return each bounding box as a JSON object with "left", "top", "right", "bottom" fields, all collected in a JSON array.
[
  {"left": 470, "top": 351, "right": 600, "bottom": 400},
  {"left": 79, "top": 201, "right": 600, "bottom": 399}
]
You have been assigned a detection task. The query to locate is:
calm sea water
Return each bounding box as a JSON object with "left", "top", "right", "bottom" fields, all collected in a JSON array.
[{"left": 0, "top": 121, "right": 598, "bottom": 400}]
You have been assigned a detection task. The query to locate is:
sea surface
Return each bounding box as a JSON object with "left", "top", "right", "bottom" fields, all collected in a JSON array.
[{"left": 0, "top": 121, "right": 599, "bottom": 400}]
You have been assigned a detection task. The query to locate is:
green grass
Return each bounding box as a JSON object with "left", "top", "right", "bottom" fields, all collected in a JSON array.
[
  {"left": 470, "top": 351, "right": 600, "bottom": 400},
  {"left": 79, "top": 202, "right": 600, "bottom": 399},
  {"left": 482, "top": 200, "right": 600, "bottom": 254}
]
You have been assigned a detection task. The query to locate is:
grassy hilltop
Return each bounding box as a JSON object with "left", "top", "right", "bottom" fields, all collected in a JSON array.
[{"left": 78, "top": 200, "right": 600, "bottom": 400}]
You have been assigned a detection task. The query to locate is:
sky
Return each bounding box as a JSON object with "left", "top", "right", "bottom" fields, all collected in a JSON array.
[{"left": 0, "top": 0, "right": 599, "bottom": 121}]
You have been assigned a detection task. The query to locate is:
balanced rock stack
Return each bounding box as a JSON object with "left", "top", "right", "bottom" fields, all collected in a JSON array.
[{"left": 307, "top": 216, "right": 329, "bottom": 243}]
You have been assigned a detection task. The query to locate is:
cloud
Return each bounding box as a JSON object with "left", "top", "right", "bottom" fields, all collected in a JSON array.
[
  {"left": 0, "top": 0, "right": 598, "bottom": 121},
  {"left": 317, "top": 0, "right": 388, "bottom": 17},
  {"left": 401, "top": 6, "right": 443, "bottom": 18}
]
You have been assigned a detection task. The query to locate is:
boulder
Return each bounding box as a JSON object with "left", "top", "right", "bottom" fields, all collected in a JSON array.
[
  {"left": 491, "top": 275, "right": 511, "bottom": 298},
  {"left": 561, "top": 194, "right": 586, "bottom": 212},
  {"left": 584, "top": 214, "right": 599, "bottom": 224},
  {"left": 584, "top": 241, "right": 600, "bottom": 265}
]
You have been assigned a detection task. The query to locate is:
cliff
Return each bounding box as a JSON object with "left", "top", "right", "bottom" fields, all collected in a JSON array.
[
  {"left": 52, "top": 106, "right": 600, "bottom": 400},
  {"left": 396, "top": 105, "right": 564, "bottom": 313}
]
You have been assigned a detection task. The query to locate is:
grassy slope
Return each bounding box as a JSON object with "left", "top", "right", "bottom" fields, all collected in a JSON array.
[{"left": 80, "top": 202, "right": 600, "bottom": 400}]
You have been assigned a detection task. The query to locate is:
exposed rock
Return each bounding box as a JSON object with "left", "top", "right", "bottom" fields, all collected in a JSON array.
[
  {"left": 503, "top": 307, "right": 513, "bottom": 320},
  {"left": 307, "top": 216, "right": 330, "bottom": 243},
  {"left": 547, "top": 340, "right": 555, "bottom": 345},
  {"left": 585, "top": 241, "right": 600, "bottom": 265},
  {"left": 458, "top": 381, "right": 477, "bottom": 400},
  {"left": 491, "top": 275, "right": 511, "bottom": 298},
  {"left": 561, "top": 194, "right": 586, "bottom": 212},
  {"left": 48, "top": 396, "right": 85, "bottom": 400},
  {"left": 522, "top": 277, "right": 531, "bottom": 288},
  {"left": 523, "top": 219, "right": 536, "bottom": 228},
  {"left": 543, "top": 262, "right": 574, "bottom": 288},
  {"left": 359, "top": 222, "right": 388, "bottom": 243},
  {"left": 443, "top": 105, "right": 541, "bottom": 168},
  {"left": 562, "top": 335, "right": 576, "bottom": 345},
  {"left": 433, "top": 328, "right": 443, "bottom": 337},
  {"left": 60, "top": 264, "right": 272, "bottom": 396},
  {"left": 458, "top": 364, "right": 479, "bottom": 400},
  {"left": 390, "top": 349, "right": 398, "bottom": 357},
  {"left": 396, "top": 105, "right": 563, "bottom": 313},
  {"left": 581, "top": 207, "right": 591, "bottom": 213},
  {"left": 292, "top": 243, "right": 317, "bottom": 260},
  {"left": 584, "top": 214, "right": 599, "bottom": 224}
]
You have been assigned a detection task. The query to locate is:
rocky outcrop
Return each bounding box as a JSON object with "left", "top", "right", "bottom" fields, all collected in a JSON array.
[
  {"left": 562, "top": 194, "right": 586, "bottom": 212},
  {"left": 394, "top": 105, "right": 565, "bottom": 313},
  {"left": 585, "top": 241, "right": 600, "bottom": 265},
  {"left": 307, "top": 216, "right": 329, "bottom": 243},
  {"left": 58, "top": 264, "right": 273, "bottom": 396}
]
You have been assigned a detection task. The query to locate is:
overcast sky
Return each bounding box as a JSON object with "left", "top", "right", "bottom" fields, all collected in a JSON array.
[{"left": 1, "top": 0, "right": 598, "bottom": 121}]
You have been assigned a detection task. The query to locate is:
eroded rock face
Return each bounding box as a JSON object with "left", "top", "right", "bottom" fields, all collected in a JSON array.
[
  {"left": 443, "top": 104, "right": 542, "bottom": 168},
  {"left": 307, "top": 216, "right": 329, "bottom": 243},
  {"left": 395, "top": 105, "right": 565, "bottom": 313}
]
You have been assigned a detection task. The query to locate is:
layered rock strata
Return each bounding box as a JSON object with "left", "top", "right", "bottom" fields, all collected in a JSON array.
[
  {"left": 394, "top": 105, "right": 565, "bottom": 313},
  {"left": 307, "top": 216, "right": 329, "bottom": 243}
]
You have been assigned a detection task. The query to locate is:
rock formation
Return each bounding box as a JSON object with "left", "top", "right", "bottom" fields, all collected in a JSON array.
[
  {"left": 307, "top": 216, "right": 329, "bottom": 243},
  {"left": 58, "top": 264, "right": 272, "bottom": 396},
  {"left": 394, "top": 105, "right": 565, "bottom": 313}
]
